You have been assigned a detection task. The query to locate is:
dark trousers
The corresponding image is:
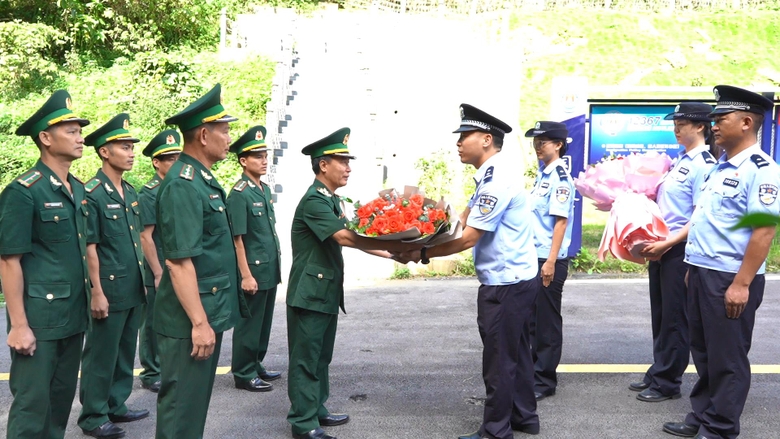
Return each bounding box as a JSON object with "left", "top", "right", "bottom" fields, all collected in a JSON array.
[
  {"left": 78, "top": 305, "right": 142, "bottom": 431},
  {"left": 232, "top": 286, "right": 278, "bottom": 382},
  {"left": 155, "top": 332, "right": 224, "bottom": 439},
  {"left": 477, "top": 279, "right": 539, "bottom": 439},
  {"left": 642, "top": 242, "right": 690, "bottom": 395},
  {"left": 7, "top": 332, "right": 84, "bottom": 439},
  {"left": 139, "top": 285, "right": 160, "bottom": 386},
  {"left": 684, "top": 266, "right": 764, "bottom": 439},
  {"left": 286, "top": 306, "right": 338, "bottom": 435},
  {"left": 530, "top": 258, "right": 569, "bottom": 393}
]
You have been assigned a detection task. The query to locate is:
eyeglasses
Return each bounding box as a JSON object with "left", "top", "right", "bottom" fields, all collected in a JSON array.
[{"left": 532, "top": 140, "right": 554, "bottom": 149}]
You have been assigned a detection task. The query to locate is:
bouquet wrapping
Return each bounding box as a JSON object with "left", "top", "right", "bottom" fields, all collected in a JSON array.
[
  {"left": 573, "top": 151, "right": 673, "bottom": 262},
  {"left": 346, "top": 186, "right": 462, "bottom": 245}
]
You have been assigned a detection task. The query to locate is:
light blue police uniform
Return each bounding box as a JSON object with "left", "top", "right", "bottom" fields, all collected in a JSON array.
[
  {"left": 468, "top": 153, "right": 538, "bottom": 285},
  {"left": 685, "top": 145, "right": 780, "bottom": 274},
  {"left": 530, "top": 158, "right": 575, "bottom": 259},
  {"left": 656, "top": 145, "right": 716, "bottom": 235}
]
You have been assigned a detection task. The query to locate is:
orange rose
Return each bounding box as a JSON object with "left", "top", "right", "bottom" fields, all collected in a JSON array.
[
  {"left": 421, "top": 221, "right": 435, "bottom": 235},
  {"left": 359, "top": 218, "right": 369, "bottom": 228},
  {"left": 401, "top": 209, "right": 416, "bottom": 223},
  {"left": 409, "top": 220, "right": 422, "bottom": 232},
  {"left": 372, "top": 216, "right": 389, "bottom": 234},
  {"left": 409, "top": 194, "right": 424, "bottom": 208},
  {"left": 387, "top": 217, "right": 403, "bottom": 233},
  {"left": 358, "top": 204, "right": 373, "bottom": 219}
]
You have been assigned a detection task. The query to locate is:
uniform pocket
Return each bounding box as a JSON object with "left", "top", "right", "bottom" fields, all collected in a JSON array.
[
  {"left": 100, "top": 264, "right": 127, "bottom": 304},
  {"left": 207, "top": 199, "right": 228, "bottom": 235},
  {"left": 102, "top": 208, "right": 127, "bottom": 237},
  {"left": 39, "top": 208, "right": 72, "bottom": 243},
  {"left": 300, "top": 264, "right": 335, "bottom": 303},
  {"left": 197, "top": 274, "right": 232, "bottom": 323},
  {"left": 26, "top": 282, "right": 71, "bottom": 329},
  {"left": 715, "top": 188, "right": 743, "bottom": 218}
]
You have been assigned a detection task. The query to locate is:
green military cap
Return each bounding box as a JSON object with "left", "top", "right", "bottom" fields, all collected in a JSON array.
[
  {"left": 84, "top": 113, "right": 140, "bottom": 150},
  {"left": 229, "top": 125, "right": 268, "bottom": 155},
  {"left": 301, "top": 127, "right": 356, "bottom": 159},
  {"left": 164, "top": 83, "right": 238, "bottom": 132},
  {"left": 15, "top": 90, "right": 90, "bottom": 139},
  {"left": 143, "top": 129, "right": 182, "bottom": 158}
]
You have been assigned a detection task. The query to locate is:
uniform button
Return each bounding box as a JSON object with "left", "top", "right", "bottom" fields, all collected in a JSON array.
[
  {"left": 109, "top": 275, "right": 115, "bottom": 281},
  {"left": 255, "top": 260, "right": 260, "bottom": 265},
  {"left": 219, "top": 206, "right": 224, "bottom": 212},
  {"left": 139, "top": 261, "right": 143, "bottom": 266},
  {"left": 46, "top": 293, "right": 54, "bottom": 300},
  {"left": 317, "top": 274, "right": 323, "bottom": 279},
  {"left": 134, "top": 243, "right": 138, "bottom": 247},
  {"left": 113, "top": 215, "right": 117, "bottom": 220},
  {"left": 84, "top": 278, "right": 88, "bottom": 283},
  {"left": 126, "top": 208, "right": 129, "bottom": 212},
  {"left": 130, "top": 225, "right": 134, "bottom": 230},
  {"left": 78, "top": 233, "right": 82, "bottom": 238},
  {"left": 259, "top": 212, "right": 262, "bottom": 216},
  {"left": 211, "top": 286, "right": 218, "bottom": 293},
  {"left": 54, "top": 215, "right": 60, "bottom": 222},
  {"left": 85, "top": 211, "right": 89, "bottom": 216},
  {"left": 82, "top": 256, "right": 86, "bottom": 260}
]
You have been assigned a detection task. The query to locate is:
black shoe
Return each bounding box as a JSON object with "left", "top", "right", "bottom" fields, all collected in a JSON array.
[
  {"left": 292, "top": 427, "right": 336, "bottom": 439},
  {"left": 108, "top": 409, "right": 149, "bottom": 423},
  {"left": 693, "top": 435, "right": 709, "bottom": 439},
  {"left": 637, "top": 388, "right": 682, "bottom": 402},
  {"left": 511, "top": 423, "right": 540, "bottom": 434},
  {"left": 662, "top": 422, "right": 699, "bottom": 437},
  {"left": 259, "top": 370, "right": 282, "bottom": 381},
  {"left": 318, "top": 413, "right": 349, "bottom": 427},
  {"left": 457, "top": 432, "right": 488, "bottom": 439},
  {"left": 141, "top": 380, "right": 161, "bottom": 393},
  {"left": 534, "top": 388, "right": 555, "bottom": 401},
  {"left": 235, "top": 376, "right": 273, "bottom": 392},
  {"left": 629, "top": 381, "right": 650, "bottom": 391},
  {"left": 82, "top": 421, "right": 126, "bottom": 438}
]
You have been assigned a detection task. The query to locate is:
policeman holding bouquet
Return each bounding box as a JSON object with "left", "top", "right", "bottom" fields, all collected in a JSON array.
[
  {"left": 662, "top": 86, "right": 779, "bottom": 439},
  {"left": 401, "top": 104, "right": 540, "bottom": 439}
]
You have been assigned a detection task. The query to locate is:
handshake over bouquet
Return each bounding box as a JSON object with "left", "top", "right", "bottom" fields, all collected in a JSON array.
[{"left": 574, "top": 152, "right": 673, "bottom": 264}]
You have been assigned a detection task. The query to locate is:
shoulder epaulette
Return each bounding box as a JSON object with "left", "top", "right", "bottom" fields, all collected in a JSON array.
[
  {"left": 556, "top": 165, "right": 569, "bottom": 180},
  {"left": 85, "top": 178, "right": 101, "bottom": 193},
  {"left": 144, "top": 179, "right": 160, "bottom": 190},
  {"left": 179, "top": 164, "right": 194, "bottom": 180},
  {"left": 751, "top": 154, "right": 769, "bottom": 168},
  {"left": 233, "top": 180, "right": 247, "bottom": 192},
  {"left": 16, "top": 170, "right": 42, "bottom": 188},
  {"left": 72, "top": 174, "right": 84, "bottom": 184},
  {"left": 701, "top": 150, "right": 716, "bottom": 164}
]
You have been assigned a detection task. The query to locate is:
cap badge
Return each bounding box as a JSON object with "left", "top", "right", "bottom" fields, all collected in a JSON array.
[
  {"left": 166, "top": 134, "right": 175, "bottom": 145},
  {"left": 714, "top": 88, "right": 720, "bottom": 101},
  {"left": 535, "top": 122, "right": 541, "bottom": 129},
  {"left": 123, "top": 119, "right": 129, "bottom": 130},
  {"left": 343, "top": 134, "right": 349, "bottom": 145},
  {"left": 459, "top": 107, "right": 465, "bottom": 119},
  {"left": 255, "top": 130, "right": 264, "bottom": 140},
  {"left": 674, "top": 105, "right": 680, "bottom": 112},
  {"left": 65, "top": 97, "right": 73, "bottom": 110}
]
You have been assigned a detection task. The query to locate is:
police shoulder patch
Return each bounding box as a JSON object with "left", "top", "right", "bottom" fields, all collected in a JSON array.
[
  {"left": 478, "top": 194, "right": 498, "bottom": 215},
  {"left": 556, "top": 165, "right": 569, "bottom": 180},
  {"left": 85, "top": 178, "right": 101, "bottom": 193},
  {"left": 701, "top": 150, "right": 716, "bottom": 164},
  {"left": 759, "top": 184, "right": 779, "bottom": 206},
  {"left": 555, "top": 186, "right": 571, "bottom": 203},
  {"left": 179, "top": 164, "right": 194, "bottom": 180},
  {"left": 144, "top": 179, "right": 160, "bottom": 190},
  {"left": 16, "top": 170, "right": 42, "bottom": 187},
  {"left": 483, "top": 166, "right": 494, "bottom": 183},
  {"left": 751, "top": 154, "right": 769, "bottom": 168},
  {"left": 233, "top": 180, "right": 247, "bottom": 192}
]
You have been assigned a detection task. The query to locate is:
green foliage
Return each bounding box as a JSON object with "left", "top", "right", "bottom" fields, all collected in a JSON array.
[
  {"left": 415, "top": 150, "right": 454, "bottom": 201},
  {"left": 572, "top": 224, "right": 647, "bottom": 274},
  {"left": 0, "top": 21, "right": 69, "bottom": 97},
  {"left": 390, "top": 265, "right": 412, "bottom": 279},
  {"left": 732, "top": 212, "right": 780, "bottom": 229},
  {"left": 452, "top": 252, "right": 476, "bottom": 276}
]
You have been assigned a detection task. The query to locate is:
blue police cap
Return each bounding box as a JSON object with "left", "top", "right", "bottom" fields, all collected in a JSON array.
[
  {"left": 524, "top": 121, "right": 568, "bottom": 140},
  {"left": 453, "top": 104, "right": 512, "bottom": 140},
  {"left": 664, "top": 102, "right": 713, "bottom": 122},
  {"left": 710, "top": 85, "right": 774, "bottom": 116}
]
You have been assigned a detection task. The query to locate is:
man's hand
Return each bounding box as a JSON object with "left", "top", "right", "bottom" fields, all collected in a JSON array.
[
  {"left": 154, "top": 273, "right": 162, "bottom": 289},
  {"left": 241, "top": 276, "right": 259, "bottom": 295},
  {"left": 191, "top": 322, "right": 216, "bottom": 361},
  {"left": 91, "top": 292, "right": 109, "bottom": 319},
  {"left": 639, "top": 241, "right": 669, "bottom": 260},
  {"left": 541, "top": 260, "right": 555, "bottom": 287},
  {"left": 724, "top": 282, "right": 749, "bottom": 319},
  {"left": 7, "top": 325, "right": 36, "bottom": 356}
]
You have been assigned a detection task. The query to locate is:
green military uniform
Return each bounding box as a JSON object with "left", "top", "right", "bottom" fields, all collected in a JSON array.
[
  {"left": 287, "top": 128, "right": 355, "bottom": 435},
  {"left": 78, "top": 114, "right": 147, "bottom": 432},
  {"left": 138, "top": 129, "right": 183, "bottom": 389},
  {"left": 0, "top": 90, "right": 91, "bottom": 438},
  {"left": 226, "top": 126, "right": 283, "bottom": 384},
  {"left": 154, "top": 83, "right": 249, "bottom": 439}
]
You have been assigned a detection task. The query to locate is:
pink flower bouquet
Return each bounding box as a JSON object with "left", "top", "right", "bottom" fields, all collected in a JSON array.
[{"left": 597, "top": 193, "right": 670, "bottom": 264}]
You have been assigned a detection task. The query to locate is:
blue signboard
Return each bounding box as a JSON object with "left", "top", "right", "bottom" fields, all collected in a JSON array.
[
  {"left": 588, "top": 105, "right": 679, "bottom": 164},
  {"left": 562, "top": 115, "right": 586, "bottom": 258}
]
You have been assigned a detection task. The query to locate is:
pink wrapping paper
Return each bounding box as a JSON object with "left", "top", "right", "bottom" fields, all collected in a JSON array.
[{"left": 597, "top": 193, "right": 670, "bottom": 263}]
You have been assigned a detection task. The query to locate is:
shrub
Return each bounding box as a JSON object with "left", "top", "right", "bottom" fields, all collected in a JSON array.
[{"left": 0, "top": 21, "right": 69, "bottom": 97}]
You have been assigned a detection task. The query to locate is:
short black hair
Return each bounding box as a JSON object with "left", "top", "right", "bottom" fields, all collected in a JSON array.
[
  {"left": 311, "top": 155, "right": 333, "bottom": 175},
  {"left": 492, "top": 134, "right": 503, "bottom": 150},
  {"left": 553, "top": 138, "right": 567, "bottom": 156},
  {"left": 182, "top": 124, "right": 214, "bottom": 144}
]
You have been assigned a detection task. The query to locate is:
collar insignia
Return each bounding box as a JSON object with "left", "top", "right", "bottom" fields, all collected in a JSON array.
[
  {"left": 317, "top": 187, "right": 332, "bottom": 197},
  {"left": 200, "top": 170, "right": 213, "bottom": 181},
  {"left": 104, "top": 183, "right": 113, "bottom": 194},
  {"left": 50, "top": 175, "right": 62, "bottom": 187}
]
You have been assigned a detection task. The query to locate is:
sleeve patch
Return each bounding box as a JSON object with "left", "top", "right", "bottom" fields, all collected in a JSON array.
[
  {"left": 701, "top": 150, "right": 716, "bottom": 164},
  {"left": 233, "top": 180, "right": 247, "bottom": 192},
  {"left": 751, "top": 154, "right": 769, "bottom": 168},
  {"left": 555, "top": 187, "right": 571, "bottom": 203},
  {"left": 483, "top": 166, "right": 494, "bottom": 183},
  {"left": 179, "top": 164, "right": 194, "bottom": 180},
  {"left": 759, "top": 184, "right": 778, "bottom": 205},
  {"left": 478, "top": 195, "right": 498, "bottom": 215},
  {"left": 556, "top": 165, "right": 569, "bottom": 180},
  {"left": 85, "top": 178, "right": 101, "bottom": 193},
  {"left": 16, "top": 170, "right": 42, "bottom": 187}
]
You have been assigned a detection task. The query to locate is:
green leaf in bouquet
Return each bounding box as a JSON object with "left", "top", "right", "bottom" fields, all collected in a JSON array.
[
  {"left": 730, "top": 213, "right": 780, "bottom": 230},
  {"left": 419, "top": 215, "right": 429, "bottom": 222},
  {"left": 402, "top": 199, "right": 409, "bottom": 207}
]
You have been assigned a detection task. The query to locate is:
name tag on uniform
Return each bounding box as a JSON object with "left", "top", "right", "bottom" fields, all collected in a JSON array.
[
  {"left": 253, "top": 202, "right": 264, "bottom": 207},
  {"left": 106, "top": 204, "right": 121, "bottom": 209},
  {"left": 678, "top": 167, "right": 689, "bottom": 175},
  {"left": 723, "top": 178, "right": 739, "bottom": 188},
  {"left": 44, "top": 202, "right": 63, "bottom": 208},
  {"left": 209, "top": 194, "right": 220, "bottom": 199}
]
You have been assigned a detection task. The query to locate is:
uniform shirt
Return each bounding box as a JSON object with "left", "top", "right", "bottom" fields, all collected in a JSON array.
[
  {"left": 530, "top": 157, "right": 575, "bottom": 260},
  {"left": 685, "top": 144, "right": 780, "bottom": 274},
  {"left": 0, "top": 160, "right": 90, "bottom": 340},
  {"left": 139, "top": 175, "right": 163, "bottom": 288},
  {"left": 85, "top": 169, "right": 146, "bottom": 311},
  {"left": 154, "top": 153, "right": 247, "bottom": 338},
  {"left": 656, "top": 145, "right": 716, "bottom": 235},
  {"left": 467, "top": 153, "right": 538, "bottom": 285},
  {"left": 226, "top": 174, "right": 282, "bottom": 290},
  {"left": 286, "top": 179, "right": 347, "bottom": 315}
]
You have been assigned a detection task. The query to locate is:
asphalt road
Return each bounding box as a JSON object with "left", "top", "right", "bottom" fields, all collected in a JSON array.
[{"left": 1, "top": 276, "right": 780, "bottom": 439}]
